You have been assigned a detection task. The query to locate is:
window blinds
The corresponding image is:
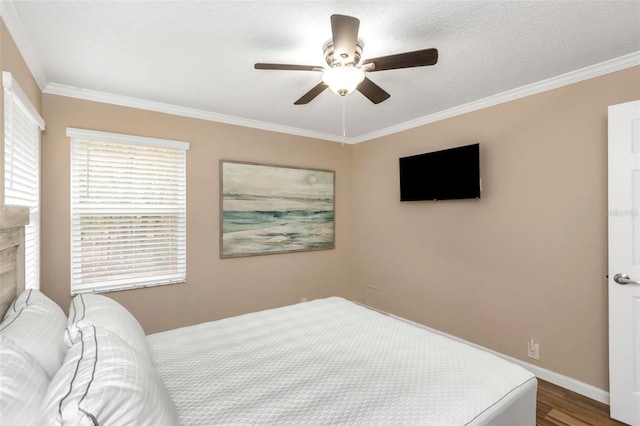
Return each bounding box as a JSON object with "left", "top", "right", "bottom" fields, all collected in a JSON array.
[
  {"left": 3, "top": 72, "right": 44, "bottom": 291},
  {"left": 68, "top": 128, "right": 189, "bottom": 293}
]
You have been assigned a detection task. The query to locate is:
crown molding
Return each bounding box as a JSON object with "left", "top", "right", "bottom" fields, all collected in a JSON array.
[
  {"left": 39, "top": 51, "right": 640, "bottom": 145},
  {"left": 44, "top": 83, "right": 346, "bottom": 143},
  {"left": 0, "top": 1, "right": 48, "bottom": 90},
  {"left": 350, "top": 51, "right": 640, "bottom": 143}
]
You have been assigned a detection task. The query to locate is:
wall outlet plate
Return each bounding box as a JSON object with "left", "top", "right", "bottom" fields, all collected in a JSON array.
[{"left": 528, "top": 342, "right": 540, "bottom": 360}]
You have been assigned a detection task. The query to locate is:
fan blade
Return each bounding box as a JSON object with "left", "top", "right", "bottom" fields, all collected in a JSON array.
[
  {"left": 255, "top": 63, "right": 321, "bottom": 71},
  {"left": 331, "top": 15, "right": 360, "bottom": 64},
  {"left": 362, "top": 48, "right": 438, "bottom": 71},
  {"left": 294, "top": 82, "right": 328, "bottom": 105},
  {"left": 357, "top": 77, "right": 390, "bottom": 104}
]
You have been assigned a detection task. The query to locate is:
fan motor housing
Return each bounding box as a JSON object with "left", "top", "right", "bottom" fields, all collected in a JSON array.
[{"left": 323, "top": 39, "right": 364, "bottom": 67}]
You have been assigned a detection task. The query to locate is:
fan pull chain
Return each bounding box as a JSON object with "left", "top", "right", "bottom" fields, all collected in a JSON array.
[{"left": 341, "top": 96, "right": 346, "bottom": 146}]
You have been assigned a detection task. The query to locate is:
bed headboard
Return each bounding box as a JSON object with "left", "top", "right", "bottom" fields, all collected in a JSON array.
[{"left": 0, "top": 205, "right": 29, "bottom": 317}]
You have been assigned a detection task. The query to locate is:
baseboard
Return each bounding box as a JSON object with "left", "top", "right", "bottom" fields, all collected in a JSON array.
[
  {"left": 354, "top": 302, "right": 610, "bottom": 405},
  {"left": 513, "top": 357, "right": 610, "bottom": 405}
]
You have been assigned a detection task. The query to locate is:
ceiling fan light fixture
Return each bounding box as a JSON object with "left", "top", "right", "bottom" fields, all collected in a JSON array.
[
  {"left": 254, "top": 15, "right": 437, "bottom": 105},
  {"left": 322, "top": 66, "right": 365, "bottom": 96}
]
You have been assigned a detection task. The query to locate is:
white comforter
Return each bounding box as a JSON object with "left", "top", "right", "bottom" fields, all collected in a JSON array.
[{"left": 148, "top": 297, "right": 534, "bottom": 425}]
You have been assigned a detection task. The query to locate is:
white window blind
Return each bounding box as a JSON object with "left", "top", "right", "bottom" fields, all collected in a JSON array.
[
  {"left": 68, "top": 128, "right": 189, "bottom": 294},
  {"left": 3, "top": 71, "right": 45, "bottom": 291}
]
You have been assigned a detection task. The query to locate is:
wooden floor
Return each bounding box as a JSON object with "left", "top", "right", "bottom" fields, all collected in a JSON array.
[{"left": 537, "top": 379, "right": 626, "bottom": 426}]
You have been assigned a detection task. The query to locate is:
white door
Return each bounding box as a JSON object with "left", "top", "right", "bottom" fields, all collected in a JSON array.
[{"left": 609, "top": 99, "right": 640, "bottom": 425}]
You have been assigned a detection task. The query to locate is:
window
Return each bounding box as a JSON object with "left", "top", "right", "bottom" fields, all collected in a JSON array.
[
  {"left": 3, "top": 71, "right": 45, "bottom": 290},
  {"left": 67, "top": 128, "right": 189, "bottom": 294}
]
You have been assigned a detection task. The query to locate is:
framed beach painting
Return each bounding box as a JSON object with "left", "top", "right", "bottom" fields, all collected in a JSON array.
[{"left": 220, "top": 161, "right": 335, "bottom": 258}]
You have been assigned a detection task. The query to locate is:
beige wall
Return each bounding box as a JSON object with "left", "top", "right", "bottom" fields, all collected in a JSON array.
[
  {"left": 40, "top": 95, "right": 357, "bottom": 333},
  {"left": 0, "top": 18, "right": 43, "bottom": 203},
  {"left": 352, "top": 66, "right": 640, "bottom": 390}
]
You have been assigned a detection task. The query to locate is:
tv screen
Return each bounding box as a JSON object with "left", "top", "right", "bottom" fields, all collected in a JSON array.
[{"left": 399, "top": 143, "right": 481, "bottom": 201}]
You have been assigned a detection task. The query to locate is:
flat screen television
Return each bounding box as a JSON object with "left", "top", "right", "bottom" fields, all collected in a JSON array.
[{"left": 399, "top": 143, "right": 481, "bottom": 201}]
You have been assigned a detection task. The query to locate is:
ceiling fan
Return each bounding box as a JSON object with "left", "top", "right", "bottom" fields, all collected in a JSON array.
[{"left": 254, "top": 14, "right": 438, "bottom": 105}]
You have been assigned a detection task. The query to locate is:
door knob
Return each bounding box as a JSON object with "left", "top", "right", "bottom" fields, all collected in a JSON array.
[{"left": 614, "top": 273, "right": 640, "bottom": 285}]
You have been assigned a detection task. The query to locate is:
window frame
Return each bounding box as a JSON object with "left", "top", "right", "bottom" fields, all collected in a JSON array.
[
  {"left": 3, "top": 71, "right": 45, "bottom": 291},
  {"left": 67, "top": 127, "right": 189, "bottom": 294}
]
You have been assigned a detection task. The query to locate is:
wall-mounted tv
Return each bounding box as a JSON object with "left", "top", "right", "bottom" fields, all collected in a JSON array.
[{"left": 399, "top": 143, "right": 481, "bottom": 202}]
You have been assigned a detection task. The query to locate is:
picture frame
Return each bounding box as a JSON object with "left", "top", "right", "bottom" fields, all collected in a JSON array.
[{"left": 220, "top": 160, "right": 335, "bottom": 258}]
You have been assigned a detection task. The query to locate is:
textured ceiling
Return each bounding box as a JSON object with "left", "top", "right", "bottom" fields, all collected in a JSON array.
[{"left": 4, "top": 1, "right": 640, "bottom": 141}]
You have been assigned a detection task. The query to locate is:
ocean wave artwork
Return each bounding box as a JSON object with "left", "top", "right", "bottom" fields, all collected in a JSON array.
[{"left": 220, "top": 161, "right": 335, "bottom": 257}]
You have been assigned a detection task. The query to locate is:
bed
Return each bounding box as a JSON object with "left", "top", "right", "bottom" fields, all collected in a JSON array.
[{"left": 0, "top": 207, "right": 537, "bottom": 425}]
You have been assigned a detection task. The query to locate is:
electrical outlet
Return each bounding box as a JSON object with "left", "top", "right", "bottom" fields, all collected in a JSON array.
[{"left": 527, "top": 338, "right": 540, "bottom": 360}]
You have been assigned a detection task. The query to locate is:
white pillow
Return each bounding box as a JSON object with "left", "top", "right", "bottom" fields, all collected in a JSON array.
[
  {"left": 2, "top": 290, "right": 27, "bottom": 320},
  {"left": 3, "top": 288, "right": 62, "bottom": 321},
  {"left": 67, "top": 293, "right": 153, "bottom": 363},
  {"left": 0, "top": 335, "right": 50, "bottom": 426},
  {"left": 41, "top": 325, "right": 179, "bottom": 426},
  {"left": 0, "top": 289, "right": 67, "bottom": 378}
]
